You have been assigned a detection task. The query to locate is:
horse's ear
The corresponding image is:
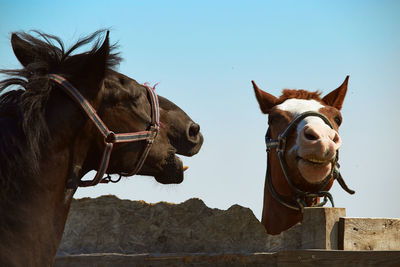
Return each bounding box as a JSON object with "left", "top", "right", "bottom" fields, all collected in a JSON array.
[
  {"left": 322, "top": 76, "right": 349, "bottom": 110},
  {"left": 77, "top": 31, "right": 110, "bottom": 91},
  {"left": 11, "top": 33, "right": 35, "bottom": 67},
  {"left": 87, "top": 31, "right": 110, "bottom": 80},
  {"left": 252, "top": 80, "right": 278, "bottom": 114}
]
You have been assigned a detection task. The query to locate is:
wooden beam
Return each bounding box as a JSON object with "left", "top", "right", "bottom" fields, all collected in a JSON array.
[
  {"left": 54, "top": 250, "right": 400, "bottom": 267},
  {"left": 339, "top": 217, "right": 400, "bottom": 250}
]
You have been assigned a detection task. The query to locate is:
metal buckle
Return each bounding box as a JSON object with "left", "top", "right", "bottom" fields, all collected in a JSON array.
[
  {"left": 277, "top": 135, "right": 286, "bottom": 153},
  {"left": 266, "top": 139, "right": 279, "bottom": 152},
  {"left": 148, "top": 125, "right": 159, "bottom": 143}
]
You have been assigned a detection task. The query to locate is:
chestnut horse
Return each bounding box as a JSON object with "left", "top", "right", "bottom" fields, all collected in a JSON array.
[
  {"left": 0, "top": 31, "right": 203, "bottom": 266},
  {"left": 252, "top": 77, "right": 354, "bottom": 235}
]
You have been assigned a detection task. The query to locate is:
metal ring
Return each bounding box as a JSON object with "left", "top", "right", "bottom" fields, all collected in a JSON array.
[{"left": 105, "top": 131, "right": 116, "bottom": 143}]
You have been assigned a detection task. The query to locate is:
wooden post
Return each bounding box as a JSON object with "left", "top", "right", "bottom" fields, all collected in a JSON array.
[{"left": 300, "top": 207, "right": 346, "bottom": 249}]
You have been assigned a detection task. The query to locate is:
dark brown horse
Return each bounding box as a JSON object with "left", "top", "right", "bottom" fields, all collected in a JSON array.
[
  {"left": 0, "top": 31, "right": 203, "bottom": 266},
  {"left": 252, "top": 78, "right": 354, "bottom": 235}
]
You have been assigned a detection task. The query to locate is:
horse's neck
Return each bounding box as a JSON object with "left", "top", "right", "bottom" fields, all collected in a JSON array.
[
  {"left": 261, "top": 189, "right": 303, "bottom": 235},
  {"left": 261, "top": 161, "right": 303, "bottom": 235},
  {"left": 0, "top": 147, "right": 76, "bottom": 266}
]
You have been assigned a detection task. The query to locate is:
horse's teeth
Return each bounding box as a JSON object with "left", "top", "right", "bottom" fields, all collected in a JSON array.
[
  {"left": 183, "top": 166, "right": 189, "bottom": 171},
  {"left": 309, "top": 158, "right": 324, "bottom": 163}
]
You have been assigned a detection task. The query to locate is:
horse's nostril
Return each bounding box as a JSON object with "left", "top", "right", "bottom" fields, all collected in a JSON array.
[
  {"left": 304, "top": 133, "right": 317, "bottom": 141},
  {"left": 303, "top": 128, "right": 319, "bottom": 141},
  {"left": 332, "top": 132, "right": 340, "bottom": 144},
  {"left": 188, "top": 123, "right": 200, "bottom": 138}
]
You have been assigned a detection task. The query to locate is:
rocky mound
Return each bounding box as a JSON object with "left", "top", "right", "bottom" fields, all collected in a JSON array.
[{"left": 58, "top": 195, "right": 301, "bottom": 255}]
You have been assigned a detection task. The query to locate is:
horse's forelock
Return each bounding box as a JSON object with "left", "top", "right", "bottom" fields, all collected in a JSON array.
[{"left": 277, "top": 89, "right": 323, "bottom": 105}]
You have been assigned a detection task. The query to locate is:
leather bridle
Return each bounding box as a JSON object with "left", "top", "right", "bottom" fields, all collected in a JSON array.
[
  {"left": 265, "top": 111, "right": 355, "bottom": 212},
  {"left": 48, "top": 74, "right": 160, "bottom": 187}
]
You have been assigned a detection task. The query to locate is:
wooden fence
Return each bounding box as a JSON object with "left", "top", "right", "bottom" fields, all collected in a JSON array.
[{"left": 54, "top": 197, "right": 400, "bottom": 266}]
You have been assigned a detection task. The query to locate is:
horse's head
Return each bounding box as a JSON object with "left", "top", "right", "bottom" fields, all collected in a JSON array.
[
  {"left": 94, "top": 72, "right": 204, "bottom": 184},
  {"left": 252, "top": 77, "right": 351, "bottom": 234},
  {"left": 9, "top": 31, "right": 203, "bottom": 187},
  {"left": 253, "top": 77, "right": 348, "bottom": 197}
]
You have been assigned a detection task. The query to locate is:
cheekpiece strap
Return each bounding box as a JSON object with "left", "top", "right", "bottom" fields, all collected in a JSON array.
[{"left": 48, "top": 74, "right": 160, "bottom": 187}]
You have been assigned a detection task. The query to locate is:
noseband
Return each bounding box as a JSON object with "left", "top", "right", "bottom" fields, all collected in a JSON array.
[
  {"left": 265, "top": 111, "right": 355, "bottom": 212},
  {"left": 48, "top": 74, "right": 160, "bottom": 187}
]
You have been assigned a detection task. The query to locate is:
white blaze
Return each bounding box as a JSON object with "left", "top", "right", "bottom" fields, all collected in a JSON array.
[
  {"left": 277, "top": 99, "right": 324, "bottom": 116},
  {"left": 277, "top": 99, "right": 326, "bottom": 132}
]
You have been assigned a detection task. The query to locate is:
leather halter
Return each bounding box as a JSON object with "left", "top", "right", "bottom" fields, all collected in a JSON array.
[
  {"left": 48, "top": 74, "right": 160, "bottom": 187},
  {"left": 265, "top": 111, "right": 355, "bottom": 212}
]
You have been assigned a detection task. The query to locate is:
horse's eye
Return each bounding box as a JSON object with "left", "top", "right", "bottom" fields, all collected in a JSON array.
[
  {"left": 128, "top": 92, "right": 140, "bottom": 103},
  {"left": 334, "top": 116, "right": 342, "bottom": 126},
  {"left": 268, "top": 112, "right": 288, "bottom": 125}
]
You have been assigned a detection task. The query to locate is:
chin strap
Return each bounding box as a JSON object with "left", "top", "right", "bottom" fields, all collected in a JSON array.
[
  {"left": 48, "top": 74, "right": 160, "bottom": 187},
  {"left": 266, "top": 152, "right": 336, "bottom": 213}
]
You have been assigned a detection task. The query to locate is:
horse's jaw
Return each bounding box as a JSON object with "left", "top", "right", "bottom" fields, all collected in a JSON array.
[
  {"left": 154, "top": 153, "right": 185, "bottom": 184},
  {"left": 296, "top": 157, "right": 333, "bottom": 184}
]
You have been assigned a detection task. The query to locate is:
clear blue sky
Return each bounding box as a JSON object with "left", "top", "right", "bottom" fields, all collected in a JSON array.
[{"left": 1, "top": 0, "right": 399, "bottom": 220}]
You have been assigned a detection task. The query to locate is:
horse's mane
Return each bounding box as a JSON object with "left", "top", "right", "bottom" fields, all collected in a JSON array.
[
  {"left": 277, "top": 89, "right": 323, "bottom": 105},
  {"left": 0, "top": 30, "right": 121, "bottom": 203}
]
